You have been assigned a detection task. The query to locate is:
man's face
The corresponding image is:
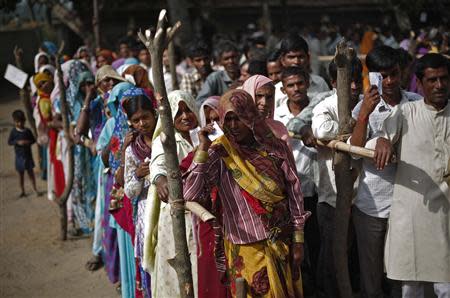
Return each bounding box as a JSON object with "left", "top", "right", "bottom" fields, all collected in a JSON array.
[
  {"left": 419, "top": 66, "right": 449, "bottom": 108},
  {"left": 280, "top": 50, "right": 309, "bottom": 68},
  {"left": 119, "top": 43, "right": 130, "bottom": 58},
  {"left": 267, "top": 61, "right": 282, "bottom": 84},
  {"left": 350, "top": 76, "right": 363, "bottom": 103},
  {"left": 379, "top": 65, "right": 401, "bottom": 97},
  {"left": 281, "top": 74, "right": 309, "bottom": 104},
  {"left": 220, "top": 51, "right": 240, "bottom": 74},
  {"left": 255, "top": 85, "right": 275, "bottom": 118},
  {"left": 139, "top": 49, "right": 151, "bottom": 66},
  {"left": 192, "top": 55, "right": 212, "bottom": 77},
  {"left": 223, "top": 112, "right": 252, "bottom": 144}
]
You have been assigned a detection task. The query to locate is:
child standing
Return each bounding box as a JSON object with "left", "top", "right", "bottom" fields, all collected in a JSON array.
[{"left": 8, "top": 110, "right": 40, "bottom": 197}]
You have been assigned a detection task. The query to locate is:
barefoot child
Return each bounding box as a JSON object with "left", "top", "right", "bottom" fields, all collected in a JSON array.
[{"left": 8, "top": 110, "right": 40, "bottom": 197}]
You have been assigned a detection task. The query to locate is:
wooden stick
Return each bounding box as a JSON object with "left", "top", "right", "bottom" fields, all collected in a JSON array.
[
  {"left": 54, "top": 42, "right": 75, "bottom": 241},
  {"left": 333, "top": 39, "right": 354, "bottom": 298},
  {"left": 235, "top": 277, "right": 247, "bottom": 298},
  {"left": 168, "top": 36, "right": 179, "bottom": 90},
  {"left": 139, "top": 9, "right": 194, "bottom": 298},
  {"left": 185, "top": 202, "right": 215, "bottom": 222}
]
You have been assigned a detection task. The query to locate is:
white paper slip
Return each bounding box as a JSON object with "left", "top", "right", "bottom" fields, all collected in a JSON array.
[
  {"left": 368, "top": 72, "right": 383, "bottom": 95},
  {"left": 189, "top": 127, "right": 200, "bottom": 147},
  {"left": 4, "top": 64, "right": 28, "bottom": 89},
  {"left": 208, "top": 122, "right": 224, "bottom": 141}
]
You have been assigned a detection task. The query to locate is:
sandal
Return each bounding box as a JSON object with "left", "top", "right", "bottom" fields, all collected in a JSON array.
[{"left": 85, "top": 255, "right": 103, "bottom": 271}]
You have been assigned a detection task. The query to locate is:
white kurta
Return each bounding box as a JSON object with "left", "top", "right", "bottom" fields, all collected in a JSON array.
[{"left": 382, "top": 99, "right": 450, "bottom": 282}]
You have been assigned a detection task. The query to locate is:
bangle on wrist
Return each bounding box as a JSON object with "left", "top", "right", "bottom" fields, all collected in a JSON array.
[
  {"left": 292, "top": 230, "right": 304, "bottom": 243},
  {"left": 194, "top": 150, "right": 208, "bottom": 163}
]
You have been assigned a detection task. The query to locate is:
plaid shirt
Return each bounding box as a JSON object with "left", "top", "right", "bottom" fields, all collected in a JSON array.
[{"left": 180, "top": 69, "right": 203, "bottom": 99}]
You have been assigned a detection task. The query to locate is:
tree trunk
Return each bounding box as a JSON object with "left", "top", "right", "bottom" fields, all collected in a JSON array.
[
  {"left": 54, "top": 43, "right": 75, "bottom": 241},
  {"left": 138, "top": 10, "right": 194, "bottom": 298},
  {"left": 333, "top": 40, "right": 354, "bottom": 298},
  {"left": 167, "top": 0, "right": 193, "bottom": 46},
  {"left": 168, "top": 39, "right": 179, "bottom": 91},
  {"left": 93, "top": 0, "right": 101, "bottom": 49},
  {"left": 13, "top": 47, "right": 37, "bottom": 138}
]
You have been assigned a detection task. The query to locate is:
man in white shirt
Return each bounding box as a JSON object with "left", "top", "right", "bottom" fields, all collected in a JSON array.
[
  {"left": 311, "top": 56, "right": 363, "bottom": 298},
  {"left": 374, "top": 53, "right": 450, "bottom": 298},
  {"left": 274, "top": 65, "right": 319, "bottom": 295},
  {"left": 349, "top": 46, "right": 421, "bottom": 298}
]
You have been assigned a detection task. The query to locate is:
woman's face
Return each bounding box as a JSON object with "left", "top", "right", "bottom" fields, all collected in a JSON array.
[
  {"left": 37, "top": 80, "right": 54, "bottom": 95},
  {"left": 129, "top": 108, "right": 156, "bottom": 135},
  {"left": 99, "top": 77, "right": 117, "bottom": 93},
  {"left": 255, "top": 84, "right": 275, "bottom": 118},
  {"left": 174, "top": 101, "right": 198, "bottom": 133},
  {"left": 223, "top": 111, "right": 252, "bottom": 144},
  {"left": 203, "top": 105, "right": 219, "bottom": 125}
]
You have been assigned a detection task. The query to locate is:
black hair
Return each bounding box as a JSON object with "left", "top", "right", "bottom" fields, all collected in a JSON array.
[
  {"left": 247, "top": 47, "right": 267, "bottom": 61},
  {"left": 248, "top": 60, "right": 268, "bottom": 77},
  {"left": 365, "top": 45, "right": 399, "bottom": 72},
  {"left": 186, "top": 40, "right": 210, "bottom": 59},
  {"left": 279, "top": 33, "right": 309, "bottom": 56},
  {"left": 12, "top": 110, "right": 26, "bottom": 122},
  {"left": 281, "top": 66, "right": 310, "bottom": 82},
  {"left": 267, "top": 49, "right": 281, "bottom": 63},
  {"left": 415, "top": 53, "right": 450, "bottom": 81},
  {"left": 328, "top": 56, "right": 363, "bottom": 82},
  {"left": 397, "top": 48, "right": 413, "bottom": 68},
  {"left": 213, "top": 40, "right": 239, "bottom": 61},
  {"left": 122, "top": 95, "right": 156, "bottom": 118}
]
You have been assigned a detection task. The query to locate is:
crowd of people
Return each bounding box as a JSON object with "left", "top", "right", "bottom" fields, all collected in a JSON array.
[{"left": 8, "top": 18, "right": 450, "bottom": 298}]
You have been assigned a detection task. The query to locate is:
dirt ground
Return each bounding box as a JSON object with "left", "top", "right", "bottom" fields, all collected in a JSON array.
[{"left": 0, "top": 94, "right": 116, "bottom": 298}]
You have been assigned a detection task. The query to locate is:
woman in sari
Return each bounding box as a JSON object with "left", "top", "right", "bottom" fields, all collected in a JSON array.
[
  {"left": 65, "top": 61, "right": 96, "bottom": 235},
  {"left": 123, "top": 87, "right": 157, "bottom": 297},
  {"left": 189, "top": 95, "right": 231, "bottom": 298},
  {"left": 33, "top": 72, "right": 54, "bottom": 185},
  {"left": 143, "top": 90, "right": 199, "bottom": 297},
  {"left": 184, "top": 89, "right": 310, "bottom": 297}
]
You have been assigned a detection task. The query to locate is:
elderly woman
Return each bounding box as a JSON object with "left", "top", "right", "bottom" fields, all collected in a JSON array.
[
  {"left": 143, "top": 90, "right": 199, "bottom": 297},
  {"left": 184, "top": 89, "right": 309, "bottom": 297}
]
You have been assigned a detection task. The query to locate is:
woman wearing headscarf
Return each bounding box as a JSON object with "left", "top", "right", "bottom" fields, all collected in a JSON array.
[
  {"left": 96, "top": 49, "right": 115, "bottom": 67},
  {"left": 65, "top": 61, "right": 97, "bottom": 236},
  {"left": 143, "top": 90, "right": 199, "bottom": 297},
  {"left": 33, "top": 72, "right": 54, "bottom": 190},
  {"left": 122, "top": 87, "right": 157, "bottom": 298},
  {"left": 184, "top": 89, "right": 310, "bottom": 297},
  {"left": 99, "top": 82, "right": 134, "bottom": 288},
  {"left": 241, "top": 75, "right": 290, "bottom": 144},
  {"left": 122, "top": 64, "right": 153, "bottom": 90},
  {"left": 181, "top": 94, "right": 230, "bottom": 298}
]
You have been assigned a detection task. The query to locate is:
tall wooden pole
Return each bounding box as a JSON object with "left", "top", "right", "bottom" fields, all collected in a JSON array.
[
  {"left": 333, "top": 39, "right": 354, "bottom": 298},
  {"left": 168, "top": 39, "right": 179, "bottom": 91},
  {"left": 13, "top": 46, "right": 37, "bottom": 138},
  {"left": 54, "top": 42, "right": 75, "bottom": 241},
  {"left": 93, "top": 0, "right": 101, "bottom": 49},
  {"left": 138, "top": 10, "right": 194, "bottom": 298}
]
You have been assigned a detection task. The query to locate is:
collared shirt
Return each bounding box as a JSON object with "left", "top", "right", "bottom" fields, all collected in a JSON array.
[
  {"left": 196, "top": 70, "right": 233, "bottom": 107},
  {"left": 381, "top": 99, "right": 450, "bottom": 282},
  {"left": 311, "top": 91, "right": 361, "bottom": 207},
  {"left": 350, "top": 90, "right": 422, "bottom": 218},
  {"left": 274, "top": 100, "right": 318, "bottom": 197},
  {"left": 180, "top": 69, "right": 203, "bottom": 99},
  {"left": 183, "top": 147, "right": 309, "bottom": 245},
  {"left": 275, "top": 74, "right": 330, "bottom": 108}
]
